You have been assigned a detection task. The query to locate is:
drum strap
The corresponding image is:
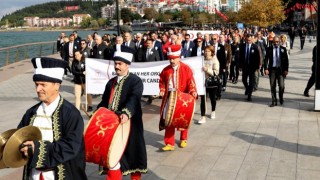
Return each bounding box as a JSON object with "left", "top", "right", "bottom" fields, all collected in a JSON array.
[{"left": 108, "top": 79, "right": 117, "bottom": 109}]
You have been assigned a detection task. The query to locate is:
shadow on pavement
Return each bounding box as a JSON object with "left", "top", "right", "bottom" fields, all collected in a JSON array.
[{"left": 231, "top": 131, "right": 320, "bottom": 157}]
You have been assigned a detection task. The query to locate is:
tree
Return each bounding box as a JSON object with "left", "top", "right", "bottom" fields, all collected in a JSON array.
[
  {"left": 121, "top": 8, "right": 133, "bottom": 23},
  {"left": 181, "top": 9, "right": 192, "bottom": 25},
  {"left": 144, "top": 8, "right": 159, "bottom": 21},
  {"left": 132, "top": 13, "right": 142, "bottom": 20},
  {"left": 156, "top": 13, "right": 172, "bottom": 22},
  {"left": 224, "top": 9, "right": 238, "bottom": 24},
  {"left": 195, "top": 13, "right": 208, "bottom": 27},
  {"left": 97, "top": 18, "right": 106, "bottom": 27},
  {"left": 80, "top": 16, "right": 91, "bottom": 28},
  {"left": 238, "top": 0, "right": 286, "bottom": 27}
]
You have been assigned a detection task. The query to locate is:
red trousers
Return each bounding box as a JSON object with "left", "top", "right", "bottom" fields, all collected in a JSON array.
[
  {"left": 107, "top": 170, "right": 141, "bottom": 180},
  {"left": 164, "top": 127, "right": 188, "bottom": 146}
]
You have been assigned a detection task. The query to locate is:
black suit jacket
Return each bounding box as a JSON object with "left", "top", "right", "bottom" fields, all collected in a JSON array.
[
  {"left": 91, "top": 43, "right": 109, "bottom": 60},
  {"left": 191, "top": 45, "right": 204, "bottom": 57},
  {"left": 240, "top": 43, "right": 261, "bottom": 72},
  {"left": 123, "top": 41, "right": 137, "bottom": 52},
  {"left": 264, "top": 46, "right": 289, "bottom": 72},
  {"left": 142, "top": 48, "right": 160, "bottom": 62},
  {"left": 63, "top": 41, "right": 79, "bottom": 61},
  {"left": 202, "top": 40, "right": 213, "bottom": 49},
  {"left": 153, "top": 40, "right": 164, "bottom": 60},
  {"left": 215, "top": 44, "right": 226, "bottom": 71},
  {"left": 182, "top": 40, "right": 195, "bottom": 58},
  {"left": 135, "top": 40, "right": 145, "bottom": 62}
]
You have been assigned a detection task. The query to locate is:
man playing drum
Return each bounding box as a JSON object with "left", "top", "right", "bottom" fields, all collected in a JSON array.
[
  {"left": 97, "top": 49, "right": 148, "bottom": 179},
  {"left": 159, "top": 44, "right": 198, "bottom": 151},
  {"left": 18, "top": 57, "right": 87, "bottom": 180}
]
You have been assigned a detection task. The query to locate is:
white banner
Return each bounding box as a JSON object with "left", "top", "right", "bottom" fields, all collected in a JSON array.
[
  {"left": 187, "top": 30, "right": 221, "bottom": 40},
  {"left": 86, "top": 57, "right": 206, "bottom": 95}
]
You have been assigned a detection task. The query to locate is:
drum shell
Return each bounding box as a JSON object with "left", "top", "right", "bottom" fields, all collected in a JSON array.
[
  {"left": 164, "top": 91, "right": 195, "bottom": 129},
  {"left": 84, "top": 107, "right": 130, "bottom": 169}
]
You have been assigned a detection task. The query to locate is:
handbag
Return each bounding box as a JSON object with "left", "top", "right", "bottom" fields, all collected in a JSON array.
[{"left": 205, "top": 75, "right": 220, "bottom": 88}]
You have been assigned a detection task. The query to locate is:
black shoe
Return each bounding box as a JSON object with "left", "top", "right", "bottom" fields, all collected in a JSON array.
[
  {"left": 247, "top": 96, "right": 252, "bottom": 101},
  {"left": 222, "top": 87, "right": 226, "bottom": 91},
  {"left": 269, "top": 102, "right": 277, "bottom": 107},
  {"left": 304, "top": 92, "right": 309, "bottom": 97},
  {"left": 87, "top": 106, "right": 93, "bottom": 112},
  {"left": 146, "top": 99, "right": 152, "bottom": 105},
  {"left": 280, "top": 99, "right": 283, "bottom": 105},
  {"left": 233, "top": 80, "right": 238, "bottom": 84}
]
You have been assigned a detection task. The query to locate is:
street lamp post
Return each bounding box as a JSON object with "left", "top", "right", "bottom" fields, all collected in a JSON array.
[
  {"left": 116, "top": 0, "right": 121, "bottom": 36},
  {"left": 214, "top": 4, "right": 217, "bottom": 26}
]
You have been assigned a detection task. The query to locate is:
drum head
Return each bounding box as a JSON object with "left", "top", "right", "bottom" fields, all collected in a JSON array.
[{"left": 107, "top": 120, "right": 131, "bottom": 169}]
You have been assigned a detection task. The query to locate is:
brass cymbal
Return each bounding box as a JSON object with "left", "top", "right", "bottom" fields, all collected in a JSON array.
[
  {"left": 3, "top": 126, "right": 42, "bottom": 168},
  {"left": 0, "top": 129, "right": 17, "bottom": 169}
]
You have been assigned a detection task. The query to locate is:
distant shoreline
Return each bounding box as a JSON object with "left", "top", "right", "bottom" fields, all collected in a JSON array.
[{"left": 0, "top": 27, "right": 110, "bottom": 32}]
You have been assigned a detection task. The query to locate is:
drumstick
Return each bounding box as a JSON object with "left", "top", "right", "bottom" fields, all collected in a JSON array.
[{"left": 81, "top": 104, "right": 91, "bottom": 119}]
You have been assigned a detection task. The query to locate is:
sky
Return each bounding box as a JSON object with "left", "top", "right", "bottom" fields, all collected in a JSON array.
[{"left": 0, "top": 0, "right": 57, "bottom": 20}]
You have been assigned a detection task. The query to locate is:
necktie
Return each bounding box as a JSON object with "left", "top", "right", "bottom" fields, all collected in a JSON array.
[
  {"left": 276, "top": 47, "right": 280, "bottom": 67},
  {"left": 146, "top": 49, "right": 150, "bottom": 59},
  {"left": 126, "top": 42, "right": 128, "bottom": 47},
  {"left": 246, "top": 45, "right": 250, "bottom": 64}
]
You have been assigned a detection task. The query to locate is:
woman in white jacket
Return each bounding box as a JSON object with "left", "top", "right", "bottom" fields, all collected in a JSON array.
[{"left": 198, "top": 45, "right": 220, "bottom": 124}]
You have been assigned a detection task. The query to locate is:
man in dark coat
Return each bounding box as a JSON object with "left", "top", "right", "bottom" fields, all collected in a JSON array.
[
  {"left": 240, "top": 34, "right": 261, "bottom": 101},
  {"left": 264, "top": 36, "right": 289, "bottom": 106},
  {"left": 181, "top": 34, "right": 195, "bottom": 58},
  {"left": 304, "top": 45, "right": 317, "bottom": 97},
  {"left": 97, "top": 50, "right": 147, "bottom": 179},
  {"left": 91, "top": 35, "right": 109, "bottom": 59},
  {"left": 18, "top": 57, "right": 87, "bottom": 180}
]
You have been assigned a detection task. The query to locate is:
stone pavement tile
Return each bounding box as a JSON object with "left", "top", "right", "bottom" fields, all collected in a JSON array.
[
  {"left": 297, "top": 139, "right": 320, "bottom": 158},
  {"left": 298, "top": 121, "right": 320, "bottom": 140},
  {"left": 243, "top": 149, "right": 272, "bottom": 166},
  {"left": 212, "top": 123, "right": 239, "bottom": 136},
  {"left": 256, "top": 127, "right": 278, "bottom": 137},
  {"left": 299, "top": 111, "right": 318, "bottom": 121},
  {"left": 174, "top": 146, "right": 223, "bottom": 178},
  {"left": 296, "top": 169, "right": 320, "bottom": 180},
  {"left": 211, "top": 154, "right": 244, "bottom": 173},
  {"left": 236, "top": 163, "right": 268, "bottom": 180},
  {"left": 161, "top": 151, "right": 195, "bottom": 168},
  {"left": 266, "top": 176, "right": 294, "bottom": 180},
  {"left": 222, "top": 141, "right": 250, "bottom": 156},
  {"left": 249, "top": 134, "right": 276, "bottom": 151},
  {"left": 267, "top": 159, "right": 296, "bottom": 179},
  {"left": 234, "top": 122, "right": 260, "bottom": 134},
  {"left": 276, "top": 124, "right": 298, "bottom": 139},
  {"left": 229, "top": 131, "right": 255, "bottom": 144},
  {"left": 205, "top": 171, "right": 237, "bottom": 180},
  {"left": 147, "top": 152, "right": 169, "bottom": 170},
  {"left": 271, "top": 148, "right": 297, "bottom": 161},
  {"left": 204, "top": 134, "right": 230, "bottom": 147},
  {"left": 148, "top": 165, "right": 181, "bottom": 180},
  {"left": 297, "top": 154, "right": 320, "bottom": 171}
]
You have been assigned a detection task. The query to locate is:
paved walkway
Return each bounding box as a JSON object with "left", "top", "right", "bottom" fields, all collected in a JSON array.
[{"left": 0, "top": 41, "right": 319, "bottom": 180}]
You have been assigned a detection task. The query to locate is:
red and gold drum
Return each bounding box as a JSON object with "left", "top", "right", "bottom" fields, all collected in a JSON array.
[
  {"left": 84, "top": 107, "right": 130, "bottom": 169},
  {"left": 164, "top": 91, "right": 196, "bottom": 129}
]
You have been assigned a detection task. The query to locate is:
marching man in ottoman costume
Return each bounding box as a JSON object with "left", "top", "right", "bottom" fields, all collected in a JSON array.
[
  {"left": 159, "top": 44, "right": 198, "bottom": 151},
  {"left": 18, "top": 57, "right": 87, "bottom": 180},
  {"left": 97, "top": 50, "right": 148, "bottom": 179}
]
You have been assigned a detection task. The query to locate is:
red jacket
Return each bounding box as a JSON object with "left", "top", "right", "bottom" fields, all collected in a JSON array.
[{"left": 159, "top": 62, "right": 197, "bottom": 130}]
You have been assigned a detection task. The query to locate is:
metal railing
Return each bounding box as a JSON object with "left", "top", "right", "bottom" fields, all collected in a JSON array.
[{"left": 0, "top": 41, "right": 57, "bottom": 68}]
